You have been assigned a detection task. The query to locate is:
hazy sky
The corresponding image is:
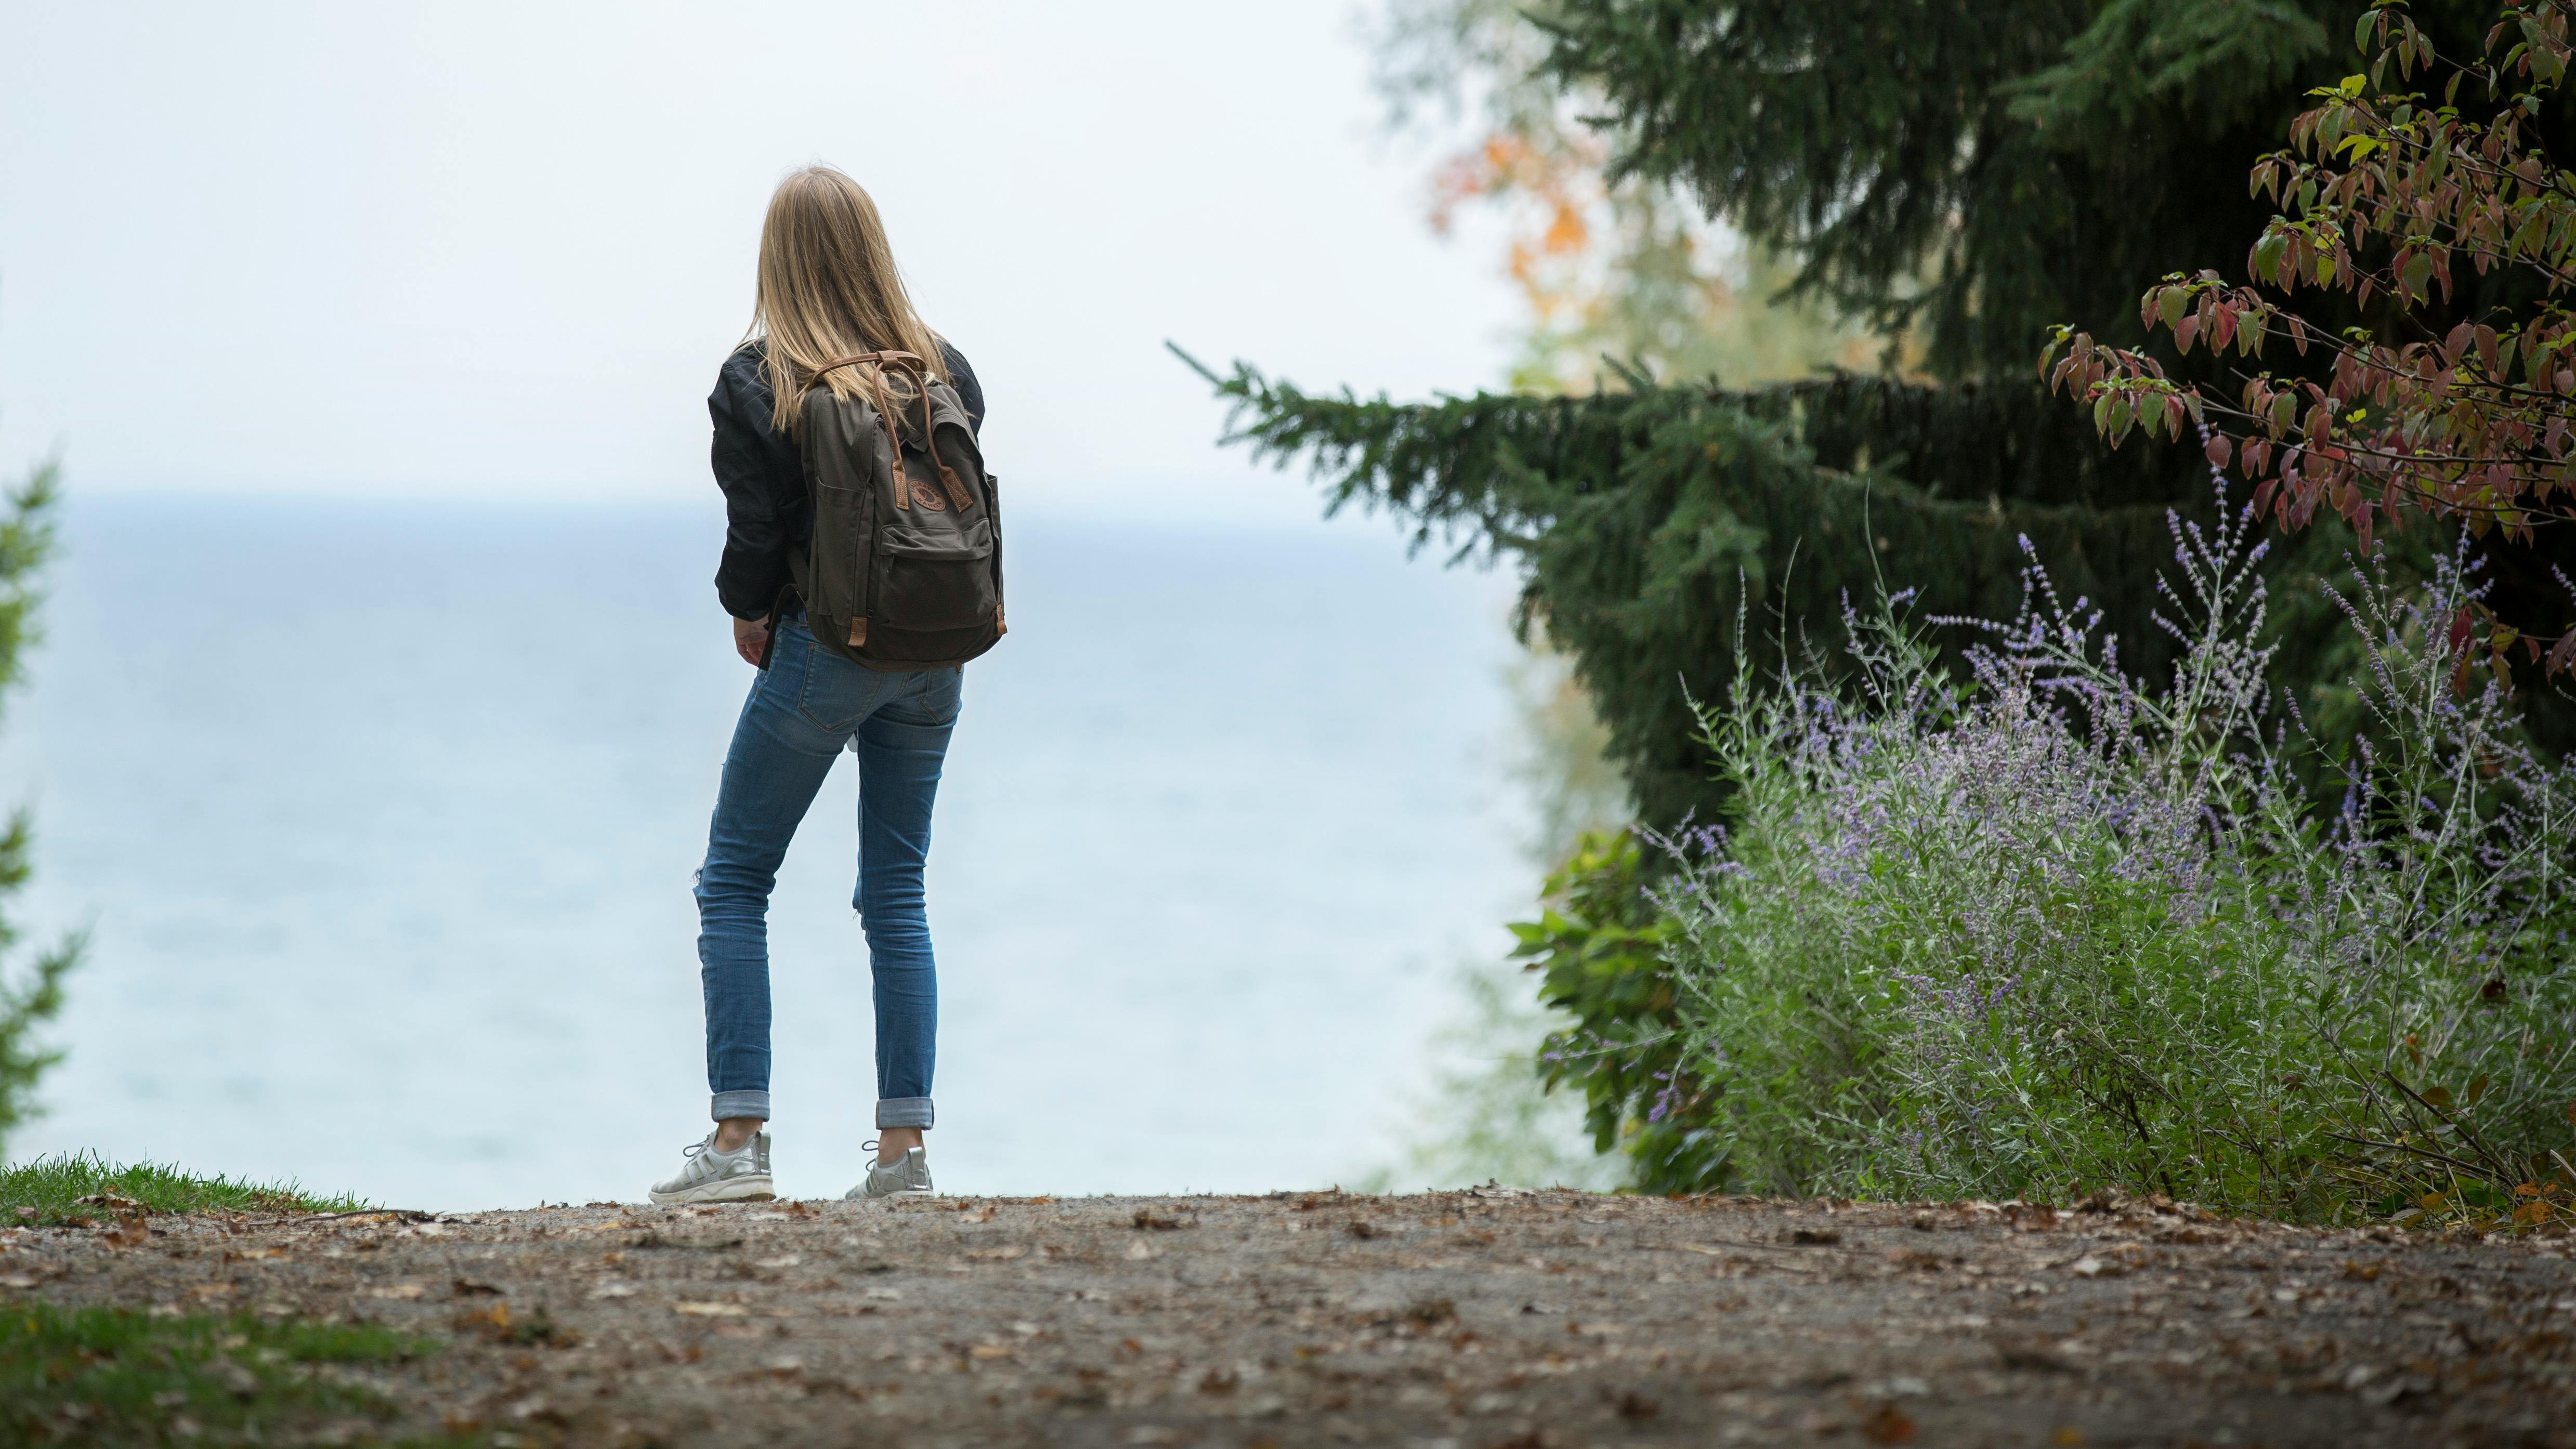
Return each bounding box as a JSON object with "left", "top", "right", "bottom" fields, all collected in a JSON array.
[{"left": 0, "top": 3, "right": 1519, "bottom": 515}]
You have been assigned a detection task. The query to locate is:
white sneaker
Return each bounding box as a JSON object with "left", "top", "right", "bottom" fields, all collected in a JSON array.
[
  {"left": 649, "top": 1131, "right": 775, "bottom": 1206},
  {"left": 844, "top": 1141, "right": 933, "bottom": 1200}
]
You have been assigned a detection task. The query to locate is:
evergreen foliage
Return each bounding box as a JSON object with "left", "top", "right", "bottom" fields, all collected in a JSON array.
[
  {"left": 1200, "top": 3, "right": 2576, "bottom": 834},
  {"left": 1188, "top": 350, "right": 2280, "bottom": 827},
  {"left": 1537, "top": 0, "right": 2363, "bottom": 379},
  {"left": 0, "top": 459, "right": 77, "bottom": 1156}
]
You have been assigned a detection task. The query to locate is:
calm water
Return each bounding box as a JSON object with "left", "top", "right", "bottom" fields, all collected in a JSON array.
[{"left": 0, "top": 496, "right": 1531, "bottom": 1209}]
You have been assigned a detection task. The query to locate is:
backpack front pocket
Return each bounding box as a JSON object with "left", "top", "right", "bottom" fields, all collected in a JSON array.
[{"left": 873, "top": 518, "right": 997, "bottom": 631}]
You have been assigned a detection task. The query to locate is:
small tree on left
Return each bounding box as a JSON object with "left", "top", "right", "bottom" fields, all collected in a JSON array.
[{"left": 0, "top": 457, "right": 79, "bottom": 1158}]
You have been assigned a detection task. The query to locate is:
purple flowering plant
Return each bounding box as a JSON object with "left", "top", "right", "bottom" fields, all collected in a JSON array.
[{"left": 1613, "top": 477, "right": 2576, "bottom": 1220}]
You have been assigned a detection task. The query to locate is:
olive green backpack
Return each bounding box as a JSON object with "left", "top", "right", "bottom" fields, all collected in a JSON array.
[{"left": 783, "top": 350, "right": 1005, "bottom": 671}]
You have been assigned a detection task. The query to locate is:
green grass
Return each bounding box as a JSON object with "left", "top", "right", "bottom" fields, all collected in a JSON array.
[
  {"left": 1, "top": 1153, "right": 371, "bottom": 1228},
  {"left": 0, "top": 1301, "right": 475, "bottom": 1448}
]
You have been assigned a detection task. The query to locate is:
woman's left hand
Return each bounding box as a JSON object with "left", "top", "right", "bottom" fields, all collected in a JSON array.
[{"left": 731, "top": 615, "right": 770, "bottom": 667}]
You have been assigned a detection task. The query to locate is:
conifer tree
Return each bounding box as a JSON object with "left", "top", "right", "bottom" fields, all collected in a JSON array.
[
  {"left": 0, "top": 459, "right": 77, "bottom": 1157},
  {"left": 1202, "top": 1, "right": 2562, "bottom": 827},
  {"left": 1539, "top": 0, "right": 2371, "bottom": 378}
]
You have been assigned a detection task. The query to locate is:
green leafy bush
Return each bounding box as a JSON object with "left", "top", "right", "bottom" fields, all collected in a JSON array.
[
  {"left": 1536, "top": 488, "right": 2576, "bottom": 1221},
  {"left": 1515, "top": 831, "right": 1700, "bottom": 1183}
]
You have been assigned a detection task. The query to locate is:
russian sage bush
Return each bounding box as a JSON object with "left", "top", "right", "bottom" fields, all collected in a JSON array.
[{"left": 1642, "top": 489, "right": 2576, "bottom": 1220}]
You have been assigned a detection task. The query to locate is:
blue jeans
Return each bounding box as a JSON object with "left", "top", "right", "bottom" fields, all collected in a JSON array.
[{"left": 695, "top": 614, "right": 962, "bottom": 1131}]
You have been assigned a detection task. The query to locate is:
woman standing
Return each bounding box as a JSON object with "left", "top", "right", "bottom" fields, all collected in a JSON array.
[{"left": 651, "top": 166, "right": 986, "bottom": 1206}]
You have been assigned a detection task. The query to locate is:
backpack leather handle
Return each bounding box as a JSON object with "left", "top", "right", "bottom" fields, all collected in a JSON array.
[{"left": 807, "top": 351, "right": 973, "bottom": 511}]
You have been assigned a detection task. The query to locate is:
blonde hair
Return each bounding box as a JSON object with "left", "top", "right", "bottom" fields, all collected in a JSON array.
[{"left": 748, "top": 166, "right": 950, "bottom": 436}]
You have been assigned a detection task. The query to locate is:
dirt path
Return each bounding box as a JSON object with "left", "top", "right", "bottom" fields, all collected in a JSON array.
[{"left": 6, "top": 1187, "right": 2574, "bottom": 1447}]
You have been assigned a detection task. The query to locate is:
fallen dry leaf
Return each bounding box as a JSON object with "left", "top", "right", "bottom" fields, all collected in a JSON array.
[
  {"left": 452, "top": 1302, "right": 514, "bottom": 1338},
  {"left": 1861, "top": 1403, "right": 1917, "bottom": 1444}
]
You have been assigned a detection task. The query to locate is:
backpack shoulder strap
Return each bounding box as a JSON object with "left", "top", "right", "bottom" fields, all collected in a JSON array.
[{"left": 806, "top": 352, "right": 909, "bottom": 480}]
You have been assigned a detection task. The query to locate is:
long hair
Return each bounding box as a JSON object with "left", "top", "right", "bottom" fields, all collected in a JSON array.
[{"left": 749, "top": 166, "right": 949, "bottom": 436}]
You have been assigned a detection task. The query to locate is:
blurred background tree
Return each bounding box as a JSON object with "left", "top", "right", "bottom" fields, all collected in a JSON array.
[
  {"left": 1363, "top": 645, "right": 1631, "bottom": 1191},
  {"left": 1368, "top": 0, "right": 1882, "bottom": 392}
]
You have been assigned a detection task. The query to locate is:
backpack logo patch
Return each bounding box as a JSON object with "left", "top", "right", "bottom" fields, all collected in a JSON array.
[{"left": 909, "top": 479, "right": 950, "bottom": 512}]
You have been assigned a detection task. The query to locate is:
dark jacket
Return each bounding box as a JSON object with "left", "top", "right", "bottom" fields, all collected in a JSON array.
[{"left": 709, "top": 339, "right": 986, "bottom": 620}]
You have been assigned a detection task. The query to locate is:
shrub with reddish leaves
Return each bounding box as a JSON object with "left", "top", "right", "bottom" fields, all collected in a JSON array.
[{"left": 2049, "top": 0, "right": 2576, "bottom": 678}]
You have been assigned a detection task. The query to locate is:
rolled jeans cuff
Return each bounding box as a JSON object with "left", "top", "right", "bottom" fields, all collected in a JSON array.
[
  {"left": 877, "top": 1097, "right": 934, "bottom": 1129},
  {"left": 711, "top": 1090, "right": 770, "bottom": 1123}
]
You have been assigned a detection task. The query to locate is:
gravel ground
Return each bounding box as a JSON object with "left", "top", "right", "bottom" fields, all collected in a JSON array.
[{"left": 5, "top": 1186, "right": 2574, "bottom": 1448}]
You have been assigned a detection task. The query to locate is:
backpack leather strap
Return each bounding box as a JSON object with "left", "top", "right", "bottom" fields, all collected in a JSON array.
[
  {"left": 807, "top": 351, "right": 974, "bottom": 511},
  {"left": 808, "top": 351, "right": 909, "bottom": 483}
]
